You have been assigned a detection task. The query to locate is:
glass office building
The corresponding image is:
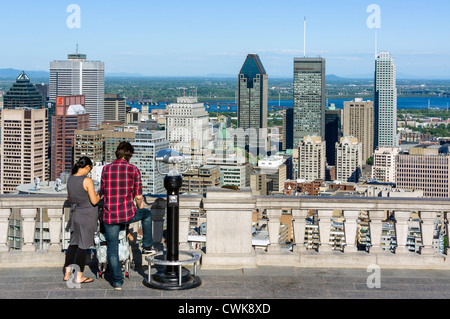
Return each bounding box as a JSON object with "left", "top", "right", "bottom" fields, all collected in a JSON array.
[
  {"left": 293, "top": 58, "right": 326, "bottom": 148},
  {"left": 374, "top": 52, "right": 398, "bottom": 148}
]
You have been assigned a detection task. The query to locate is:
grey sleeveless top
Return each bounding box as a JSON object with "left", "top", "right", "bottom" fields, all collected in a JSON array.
[{"left": 66, "top": 175, "right": 98, "bottom": 249}]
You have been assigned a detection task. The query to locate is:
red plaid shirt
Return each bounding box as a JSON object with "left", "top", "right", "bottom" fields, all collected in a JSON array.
[{"left": 100, "top": 159, "right": 143, "bottom": 224}]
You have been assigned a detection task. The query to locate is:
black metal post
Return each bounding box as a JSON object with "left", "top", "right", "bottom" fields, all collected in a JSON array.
[
  {"left": 164, "top": 174, "right": 182, "bottom": 275},
  {"left": 143, "top": 171, "right": 201, "bottom": 290}
]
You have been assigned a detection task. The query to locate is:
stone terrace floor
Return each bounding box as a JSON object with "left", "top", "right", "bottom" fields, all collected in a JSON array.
[{"left": 1, "top": 265, "right": 450, "bottom": 300}]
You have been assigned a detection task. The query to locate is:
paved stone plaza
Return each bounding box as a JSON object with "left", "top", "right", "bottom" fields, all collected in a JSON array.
[{"left": 0, "top": 265, "right": 449, "bottom": 299}]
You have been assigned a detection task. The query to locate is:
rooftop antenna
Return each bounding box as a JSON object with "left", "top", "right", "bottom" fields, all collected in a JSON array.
[
  {"left": 304, "top": 16, "right": 307, "bottom": 58},
  {"left": 76, "top": 43, "right": 79, "bottom": 54}
]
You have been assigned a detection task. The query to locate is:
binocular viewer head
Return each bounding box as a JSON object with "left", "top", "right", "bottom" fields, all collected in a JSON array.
[
  {"left": 155, "top": 149, "right": 191, "bottom": 175},
  {"left": 155, "top": 149, "right": 191, "bottom": 165}
]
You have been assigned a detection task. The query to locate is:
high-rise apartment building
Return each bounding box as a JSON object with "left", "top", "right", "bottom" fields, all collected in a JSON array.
[
  {"left": 294, "top": 136, "right": 326, "bottom": 182},
  {"left": 49, "top": 53, "right": 105, "bottom": 128},
  {"left": 343, "top": 99, "right": 374, "bottom": 163},
  {"left": 51, "top": 95, "right": 89, "bottom": 180},
  {"left": 396, "top": 147, "right": 450, "bottom": 198},
  {"left": 293, "top": 58, "right": 326, "bottom": 147},
  {"left": 0, "top": 108, "right": 48, "bottom": 194},
  {"left": 2, "top": 72, "right": 44, "bottom": 109},
  {"left": 371, "top": 147, "right": 399, "bottom": 183},
  {"left": 374, "top": 52, "right": 398, "bottom": 148},
  {"left": 335, "top": 136, "right": 362, "bottom": 183}
]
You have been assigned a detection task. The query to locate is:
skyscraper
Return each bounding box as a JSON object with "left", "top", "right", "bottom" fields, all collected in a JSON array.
[
  {"left": 49, "top": 52, "right": 105, "bottom": 128},
  {"left": 51, "top": 95, "right": 90, "bottom": 181},
  {"left": 0, "top": 108, "right": 48, "bottom": 194},
  {"left": 374, "top": 52, "right": 398, "bottom": 148},
  {"left": 343, "top": 99, "right": 374, "bottom": 164},
  {"left": 237, "top": 54, "right": 269, "bottom": 157},
  {"left": 238, "top": 54, "right": 268, "bottom": 131},
  {"left": 3, "top": 72, "right": 44, "bottom": 109},
  {"left": 1, "top": 72, "right": 48, "bottom": 193},
  {"left": 293, "top": 57, "right": 326, "bottom": 147}
]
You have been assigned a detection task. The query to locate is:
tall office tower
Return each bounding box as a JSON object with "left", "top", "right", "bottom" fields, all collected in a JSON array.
[
  {"left": 343, "top": 99, "right": 374, "bottom": 163},
  {"left": 104, "top": 94, "right": 126, "bottom": 123},
  {"left": 51, "top": 95, "right": 89, "bottom": 181},
  {"left": 396, "top": 147, "right": 450, "bottom": 198},
  {"left": 324, "top": 104, "right": 342, "bottom": 166},
  {"left": 335, "top": 136, "right": 362, "bottom": 183},
  {"left": 371, "top": 147, "right": 399, "bottom": 183},
  {"left": 237, "top": 54, "right": 269, "bottom": 158},
  {"left": 2, "top": 72, "right": 44, "bottom": 109},
  {"left": 294, "top": 136, "right": 326, "bottom": 182},
  {"left": 0, "top": 108, "right": 48, "bottom": 194},
  {"left": 282, "top": 108, "right": 294, "bottom": 151},
  {"left": 165, "top": 96, "right": 210, "bottom": 162},
  {"left": 238, "top": 54, "right": 268, "bottom": 132},
  {"left": 293, "top": 58, "right": 326, "bottom": 147},
  {"left": 130, "top": 130, "right": 169, "bottom": 195},
  {"left": 49, "top": 52, "right": 105, "bottom": 128},
  {"left": 374, "top": 52, "right": 398, "bottom": 148}
]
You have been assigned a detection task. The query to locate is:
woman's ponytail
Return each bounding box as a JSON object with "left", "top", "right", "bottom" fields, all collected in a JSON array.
[{"left": 71, "top": 157, "right": 93, "bottom": 175}]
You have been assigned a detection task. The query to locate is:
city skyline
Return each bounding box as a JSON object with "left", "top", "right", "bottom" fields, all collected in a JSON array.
[{"left": 1, "top": 0, "right": 449, "bottom": 79}]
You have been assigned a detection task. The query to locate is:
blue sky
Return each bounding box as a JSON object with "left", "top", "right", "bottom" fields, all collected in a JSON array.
[{"left": 1, "top": 0, "right": 449, "bottom": 78}]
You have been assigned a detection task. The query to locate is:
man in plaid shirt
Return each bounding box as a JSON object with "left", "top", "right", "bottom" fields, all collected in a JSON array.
[{"left": 100, "top": 141, "right": 157, "bottom": 290}]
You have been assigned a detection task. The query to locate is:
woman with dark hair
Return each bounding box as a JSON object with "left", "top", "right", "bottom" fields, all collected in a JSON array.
[{"left": 63, "top": 156, "right": 101, "bottom": 285}]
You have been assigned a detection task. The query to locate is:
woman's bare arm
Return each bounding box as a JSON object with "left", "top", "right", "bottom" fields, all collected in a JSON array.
[{"left": 83, "top": 178, "right": 101, "bottom": 205}]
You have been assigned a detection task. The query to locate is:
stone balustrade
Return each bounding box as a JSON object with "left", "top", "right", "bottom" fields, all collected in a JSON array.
[{"left": 0, "top": 189, "right": 449, "bottom": 270}]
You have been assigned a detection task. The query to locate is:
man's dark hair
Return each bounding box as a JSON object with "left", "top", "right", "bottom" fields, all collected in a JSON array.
[{"left": 116, "top": 141, "right": 134, "bottom": 162}]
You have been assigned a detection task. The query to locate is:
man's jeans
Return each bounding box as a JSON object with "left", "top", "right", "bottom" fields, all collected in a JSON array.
[{"left": 103, "top": 208, "right": 153, "bottom": 287}]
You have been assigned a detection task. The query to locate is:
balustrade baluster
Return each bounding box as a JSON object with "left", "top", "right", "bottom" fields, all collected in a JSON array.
[
  {"left": 292, "top": 209, "right": 308, "bottom": 253},
  {"left": 419, "top": 211, "right": 437, "bottom": 256},
  {"left": 394, "top": 211, "right": 412, "bottom": 254},
  {"left": 267, "top": 209, "right": 282, "bottom": 252},
  {"left": 47, "top": 208, "right": 62, "bottom": 252},
  {"left": 21, "top": 208, "right": 38, "bottom": 252},
  {"left": 0, "top": 209, "right": 11, "bottom": 252},
  {"left": 343, "top": 210, "right": 360, "bottom": 253},
  {"left": 368, "top": 210, "right": 385, "bottom": 254},
  {"left": 317, "top": 210, "right": 333, "bottom": 253}
]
